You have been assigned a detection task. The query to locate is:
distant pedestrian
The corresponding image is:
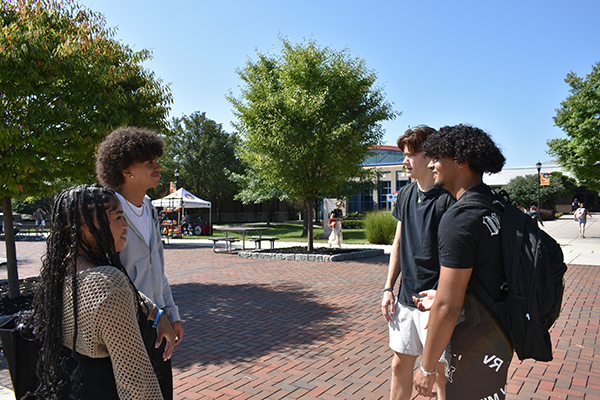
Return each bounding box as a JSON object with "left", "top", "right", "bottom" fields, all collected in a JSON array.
[
  {"left": 181, "top": 213, "right": 190, "bottom": 236},
  {"left": 32, "top": 207, "right": 46, "bottom": 233},
  {"left": 328, "top": 200, "right": 346, "bottom": 247},
  {"left": 527, "top": 205, "right": 542, "bottom": 225},
  {"left": 572, "top": 198, "right": 580, "bottom": 212},
  {"left": 574, "top": 203, "right": 592, "bottom": 238}
]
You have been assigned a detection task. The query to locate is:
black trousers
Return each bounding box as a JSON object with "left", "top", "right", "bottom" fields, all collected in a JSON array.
[{"left": 145, "top": 320, "right": 174, "bottom": 400}]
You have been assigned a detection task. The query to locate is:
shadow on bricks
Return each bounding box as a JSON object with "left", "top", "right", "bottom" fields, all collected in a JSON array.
[{"left": 170, "top": 282, "right": 347, "bottom": 368}]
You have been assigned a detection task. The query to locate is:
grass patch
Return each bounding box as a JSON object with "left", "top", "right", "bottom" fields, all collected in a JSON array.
[{"left": 182, "top": 223, "right": 371, "bottom": 244}]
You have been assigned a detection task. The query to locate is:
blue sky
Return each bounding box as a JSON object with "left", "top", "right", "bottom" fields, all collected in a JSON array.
[{"left": 80, "top": 0, "right": 600, "bottom": 168}]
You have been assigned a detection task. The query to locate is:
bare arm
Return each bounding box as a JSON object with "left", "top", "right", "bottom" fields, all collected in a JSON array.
[
  {"left": 381, "top": 221, "right": 402, "bottom": 322},
  {"left": 414, "top": 266, "right": 472, "bottom": 397}
]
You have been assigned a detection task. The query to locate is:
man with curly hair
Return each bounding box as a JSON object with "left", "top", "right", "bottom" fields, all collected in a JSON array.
[
  {"left": 413, "top": 124, "right": 511, "bottom": 400},
  {"left": 96, "top": 126, "right": 183, "bottom": 400},
  {"left": 380, "top": 125, "right": 455, "bottom": 400}
]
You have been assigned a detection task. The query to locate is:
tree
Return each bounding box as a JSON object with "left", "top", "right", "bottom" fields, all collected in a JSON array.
[
  {"left": 1, "top": 0, "right": 172, "bottom": 298},
  {"left": 158, "top": 112, "right": 244, "bottom": 222},
  {"left": 502, "top": 172, "right": 576, "bottom": 210},
  {"left": 549, "top": 62, "right": 600, "bottom": 191},
  {"left": 227, "top": 37, "right": 398, "bottom": 250}
]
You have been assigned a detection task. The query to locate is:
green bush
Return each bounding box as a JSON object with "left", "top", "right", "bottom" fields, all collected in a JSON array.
[
  {"left": 364, "top": 212, "right": 397, "bottom": 244},
  {"left": 342, "top": 219, "right": 364, "bottom": 229}
]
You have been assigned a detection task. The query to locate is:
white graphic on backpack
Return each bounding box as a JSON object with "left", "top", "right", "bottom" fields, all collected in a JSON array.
[{"left": 482, "top": 213, "right": 501, "bottom": 236}]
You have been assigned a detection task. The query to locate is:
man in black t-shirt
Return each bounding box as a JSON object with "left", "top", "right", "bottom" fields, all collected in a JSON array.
[
  {"left": 380, "top": 126, "right": 454, "bottom": 400},
  {"left": 413, "top": 124, "right": 512, "bottom": 400}
]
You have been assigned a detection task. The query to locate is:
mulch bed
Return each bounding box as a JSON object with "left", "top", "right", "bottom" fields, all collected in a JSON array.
[
  {"left": 0, "top": 278, "right": 38, "bottom": 316},
  {"left": 256, "top": 246, "right": 358, "bottom": 255}
]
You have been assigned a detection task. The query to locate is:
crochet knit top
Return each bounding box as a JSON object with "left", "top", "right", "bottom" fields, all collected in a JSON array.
[{"left": 62, "top": 266, "right": 164, "bottom": 400}]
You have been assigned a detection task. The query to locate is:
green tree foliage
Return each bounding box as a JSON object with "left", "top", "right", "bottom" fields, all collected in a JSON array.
[
  {"left": 158, "top": 112, "right": 244, "bottom": 222},
  {"left": 502, "top": 172, "right": 576, "bottom": 210},
  {"left": 0, "top": 0, "right": 172, "bottom": 297},
  {"left": 227, "top": 37, "right": 398, "bottom": 249},
  {"left": 549, "top": 62, "right": 600, "bottom": 191}
]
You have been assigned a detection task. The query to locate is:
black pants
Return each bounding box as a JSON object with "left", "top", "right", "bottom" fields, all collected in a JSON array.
[{"left": 145, "top": 320, "right": 173, "bottom": 400}]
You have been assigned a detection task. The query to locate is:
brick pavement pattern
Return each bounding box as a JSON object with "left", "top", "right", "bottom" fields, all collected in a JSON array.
[{"left": 1, "top": 240, "right": 599, "bottom": 399}]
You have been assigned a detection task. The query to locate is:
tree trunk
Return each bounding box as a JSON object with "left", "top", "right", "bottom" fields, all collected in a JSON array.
[
  {"left": 305, "top": 198, "right": 315, "bottom": 251},
  {"left": 2, "top": 197, "right": 21, "bottom": 299}
]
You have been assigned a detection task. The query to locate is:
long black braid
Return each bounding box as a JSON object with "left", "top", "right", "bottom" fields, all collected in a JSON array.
[{"left": 29, "top": 184, "right": 150, "bottom": 399}]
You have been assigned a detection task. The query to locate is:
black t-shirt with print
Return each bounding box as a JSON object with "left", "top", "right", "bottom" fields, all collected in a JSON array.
[
  {"left": 392, "top": 182, "right": 455, "bottom": 306},
  {"left": 437, "top": 184, "right": 507, "bottom": 350}
]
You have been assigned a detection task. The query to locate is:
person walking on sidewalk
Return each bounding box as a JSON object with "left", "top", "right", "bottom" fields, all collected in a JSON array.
[
  {"left": 32, "top": 207, "right": 46, "bottom": 234},
  {"left": 414, "top": 124, "right": 511, "bottom": 400},
  {"left": 328, "top": 200, "right": 346, "bottom": 247},
  {"left": 574, "top": 203, "right": 592, "bottom": 238},
  {"left": 380, "top": 126, "right": 455, "bottom": 400},
  {"left": 96, "top": 127, "right": 183, "bottom": 400}
]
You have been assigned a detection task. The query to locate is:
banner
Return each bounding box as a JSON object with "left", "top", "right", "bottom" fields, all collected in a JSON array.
[
  {"left": 540, "top": 173, "right": 550, "bottom": 186},
  {"left": 170, "top": 182, "right": 177, "bottom": 193}
]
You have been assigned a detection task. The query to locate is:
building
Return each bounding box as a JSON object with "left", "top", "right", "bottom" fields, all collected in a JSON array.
[{"left": 347, "top": 145, "right": 408, "bottom": 213}]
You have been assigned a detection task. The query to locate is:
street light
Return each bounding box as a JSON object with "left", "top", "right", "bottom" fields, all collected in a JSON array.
[
  {"left": 536, "top": 161, "right": 542, "bottom": 214},
  {"left": 174, "top": 168, "right": 179, "bottom": 190}
]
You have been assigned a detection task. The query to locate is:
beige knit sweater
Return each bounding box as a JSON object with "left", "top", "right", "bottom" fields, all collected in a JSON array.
[{"left": 62, "top": 266, "right": 164, "bottom": 400}]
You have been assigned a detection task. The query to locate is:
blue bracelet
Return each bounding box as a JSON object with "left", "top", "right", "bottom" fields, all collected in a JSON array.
[{"left": 153, "top": 309, "right": 163, "bottom": 328}]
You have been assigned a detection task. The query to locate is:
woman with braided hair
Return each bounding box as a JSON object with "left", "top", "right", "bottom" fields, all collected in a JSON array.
[{"left": 29, "top": 184, "right": 175, "bottom": 400}]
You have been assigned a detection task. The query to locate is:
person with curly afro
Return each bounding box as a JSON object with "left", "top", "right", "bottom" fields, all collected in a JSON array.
[
  {"left": 413, "top": 124, "right": 512, "bottom": 400},
  {"left": 96, "top": 127, "right": 183, "bottom": 400},
  {"left": 380, "top": 125, "right": 455, "bottom": 400}
]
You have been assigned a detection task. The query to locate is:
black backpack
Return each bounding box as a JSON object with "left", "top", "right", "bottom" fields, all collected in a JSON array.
[{"left": 463, "top": 189, "right": 567, "bottom": 362}]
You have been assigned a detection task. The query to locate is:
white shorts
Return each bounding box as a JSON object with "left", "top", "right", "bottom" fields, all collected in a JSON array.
[
  {"left": 35, "top": 220, "right": 45, "bottom": 226},
  {"left": 388, "top": 300, "right": 448, "bottom": 363}
]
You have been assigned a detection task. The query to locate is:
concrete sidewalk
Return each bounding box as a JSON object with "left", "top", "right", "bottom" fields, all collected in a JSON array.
[{"left": 0, "top": 214, "right": 598, "bottom": 399}]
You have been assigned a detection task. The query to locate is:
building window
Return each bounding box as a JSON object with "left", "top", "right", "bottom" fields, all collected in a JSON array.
[
  {"left": 379, "top": 181, "right": 391, "bottom": 210},
  {"left": 362, "top": 189, "right": 374, "bottom": 212},
  {"left": 348, "top": 189, "right": 375, "bottom": 212},
  {"left": 348, "top": 193, "right": 360, "bottom": 213},
  {"left": 397, "top": 180, "right": 409, "bottom": 191}
]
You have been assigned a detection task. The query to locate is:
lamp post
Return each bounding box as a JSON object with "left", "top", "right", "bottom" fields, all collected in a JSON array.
[
  {"left": 536, "top": 161, "right": 542, "bottom": 213},
  {"left": 174, "top": 168, "right": 179, "bottom": 191}
]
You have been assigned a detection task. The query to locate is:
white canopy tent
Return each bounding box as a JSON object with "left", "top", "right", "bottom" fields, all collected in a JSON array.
[{"left": 151, "top": 188, "right": 212, "bottom": 230}]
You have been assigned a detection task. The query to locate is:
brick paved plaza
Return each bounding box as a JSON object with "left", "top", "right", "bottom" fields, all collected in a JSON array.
[{"left": 1, "top": 238, "right": 599, "bottom": 399}]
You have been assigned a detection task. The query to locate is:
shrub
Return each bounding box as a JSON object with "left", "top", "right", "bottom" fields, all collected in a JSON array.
[
  {"left": 342, "top": 219, "right": 364, "bottom": 229},
  {"left": 364, "top": 212, "right": 397, "bottom": 244}
]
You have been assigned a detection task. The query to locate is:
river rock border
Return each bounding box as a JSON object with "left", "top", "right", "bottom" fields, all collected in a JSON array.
[{"left": 238, "top": 248, "right": 384, "bottom": 262}]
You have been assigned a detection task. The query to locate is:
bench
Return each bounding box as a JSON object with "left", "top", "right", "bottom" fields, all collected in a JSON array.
[
  {"left": 15, "top": 223, "right": 42, "bottom": 239},
  {"left": 1, "top": 223, "right": 43, "bottom": 240},
  {"left": 209, "top": 236, "right": 239, "bottom": 253},
  {"left": 248, "top": 236, "right": 279, "bottom": 250}
]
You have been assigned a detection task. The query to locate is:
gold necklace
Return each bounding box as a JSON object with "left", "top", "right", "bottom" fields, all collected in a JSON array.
[{"left": 124, "top": 198, "right": 145, "bottom": 218}]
